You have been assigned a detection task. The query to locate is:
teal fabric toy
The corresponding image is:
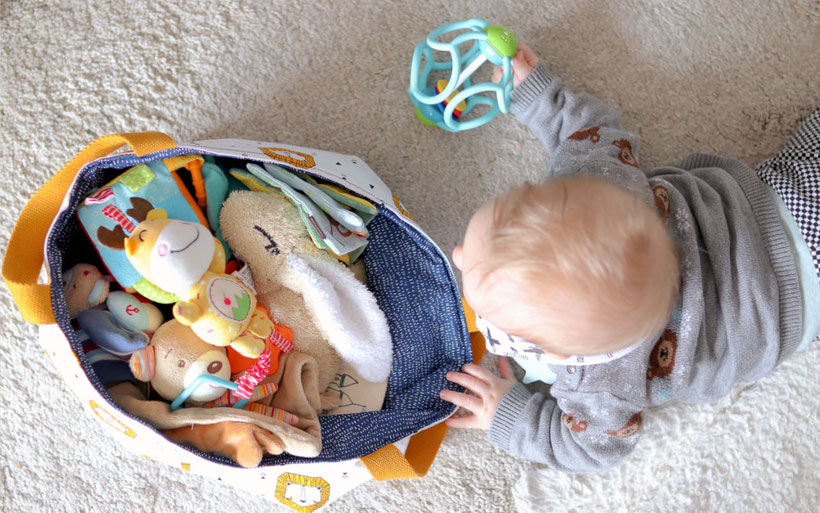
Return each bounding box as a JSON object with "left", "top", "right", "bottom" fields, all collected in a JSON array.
[
  {"left": 77, "top": 156, "right": 210, "bottom": 300},
  {"left": 201, "top": 156, "right": 233, "bottom": 259}
]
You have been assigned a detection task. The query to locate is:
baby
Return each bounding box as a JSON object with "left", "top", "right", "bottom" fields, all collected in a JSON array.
[{"left": 440, "top": 43, "right": 820, "bottom": 472}]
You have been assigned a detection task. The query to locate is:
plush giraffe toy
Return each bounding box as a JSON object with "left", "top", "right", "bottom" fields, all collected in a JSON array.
[{"left": 123, "top": 209, "right": 291, "bottom": 359}]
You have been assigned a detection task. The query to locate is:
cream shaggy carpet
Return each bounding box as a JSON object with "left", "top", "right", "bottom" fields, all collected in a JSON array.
[{"left": 1, "top": 1, "right": 818, "bottom": 512}]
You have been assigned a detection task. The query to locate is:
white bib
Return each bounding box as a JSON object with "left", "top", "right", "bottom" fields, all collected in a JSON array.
[{"left": 475, "top": 313, "right": 640, "bottom": 366}]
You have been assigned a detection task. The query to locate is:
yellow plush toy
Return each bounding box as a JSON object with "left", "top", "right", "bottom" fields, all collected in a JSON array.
[{"left": 124, "top": 209, "right": 287, "bottom": 358}]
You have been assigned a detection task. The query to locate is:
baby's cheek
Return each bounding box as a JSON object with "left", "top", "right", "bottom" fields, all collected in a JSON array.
[{"left": 460, "top": 268, "right": 486, "bottom": 310}]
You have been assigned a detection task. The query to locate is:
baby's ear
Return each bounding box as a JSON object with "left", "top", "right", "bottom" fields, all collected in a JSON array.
[
  {"left": 129, "top": 346, "right": 156, "bottom": 381},
  {"left": 452, "top": 245, "right": 463, "bottom": 271}
]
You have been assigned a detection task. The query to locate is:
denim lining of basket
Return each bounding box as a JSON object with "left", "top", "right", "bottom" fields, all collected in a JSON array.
[{"left": 47, "top": 148, "right": 472, "bottom": 466}]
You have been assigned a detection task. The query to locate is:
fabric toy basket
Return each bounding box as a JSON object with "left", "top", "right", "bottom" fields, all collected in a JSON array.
[{"left": 2, "top": 132, "right": 486, "bottom": 511}]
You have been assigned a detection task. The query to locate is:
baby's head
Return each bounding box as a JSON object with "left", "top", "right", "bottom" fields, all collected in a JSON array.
[{"left": 454, "top": 175, "right": 679, "bottom": 357}]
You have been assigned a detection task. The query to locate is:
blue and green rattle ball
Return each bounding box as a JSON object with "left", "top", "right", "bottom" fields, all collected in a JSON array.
[{"left": 408, "top": 18, "right": 516, "bottom": 132}]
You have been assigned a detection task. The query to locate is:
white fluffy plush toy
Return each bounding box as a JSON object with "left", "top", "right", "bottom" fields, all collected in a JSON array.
[{"left": 220, "top": 191, "right": 393, "bottom": 390}]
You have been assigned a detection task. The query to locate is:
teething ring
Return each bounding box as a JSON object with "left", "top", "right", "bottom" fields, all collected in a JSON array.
[{"left": 408, "top": 18, "right": 516, "bottom": 132}]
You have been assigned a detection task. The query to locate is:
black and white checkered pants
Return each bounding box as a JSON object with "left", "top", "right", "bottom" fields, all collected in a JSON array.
[{"left": 757, "top": 108, "right": 820, "bottom": 277}]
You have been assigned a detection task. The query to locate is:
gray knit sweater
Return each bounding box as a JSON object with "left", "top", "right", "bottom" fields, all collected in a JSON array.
[{"left": 487, "top": 63, "right": 803, "bottom": 472}]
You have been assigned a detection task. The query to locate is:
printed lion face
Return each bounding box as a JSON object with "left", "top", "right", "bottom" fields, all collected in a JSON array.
[
  {"left": 612, "top": 139, "right": 639, "bottom": 167},
  {"left": 647, "top": 330, "right": 678, "bottom": 380},
  {"left": 653, "top": 185, "right": 670, "bottom": 222},
  {"left": 561, "top": 413, "right": 589, "bottom": 433},
  {"left": 606, "top": 413, "right": 643, "bottom": 438},
  {"left": 275, "top": 472, "right": 330, "bottom": 513}
]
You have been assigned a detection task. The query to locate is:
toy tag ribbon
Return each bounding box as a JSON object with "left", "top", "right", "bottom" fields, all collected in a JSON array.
[{"left": 233, "top": 348, "right": 272, "bottom": 400}]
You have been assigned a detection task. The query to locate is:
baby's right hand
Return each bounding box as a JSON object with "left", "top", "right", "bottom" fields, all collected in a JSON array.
[
  {"left": 440, "top": 357, "right": 518, "bottom": 430},
  {"left": 493, "top": 43, "right": 539, "bottom": 87}
]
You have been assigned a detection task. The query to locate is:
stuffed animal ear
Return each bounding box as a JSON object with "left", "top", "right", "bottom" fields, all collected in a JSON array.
[
  {"left": 145, "top": 208, "right": 168, "bottom": 221},
  {"left": 129, "top": 346, "right": 156, "bottom": 382},
  {"left": 126, "top": 197, "right": 155, "bottom": 223},
  {"left": 123, "top": 235, "right": 137, "bottom": 257}
]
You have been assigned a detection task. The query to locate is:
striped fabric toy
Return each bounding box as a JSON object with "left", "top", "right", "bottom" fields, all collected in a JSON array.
[
  {"left": 233, "top": 347, "right": 273, "bottom": 400},
  {"left": 246, "top": 402, "right": 299, "bottom": 425},
  {"left": 208, "top": 382, "right": 278, "bottom": 407},
  {"left": 268, "top": 328, "right": 293, "bottom": 354}
]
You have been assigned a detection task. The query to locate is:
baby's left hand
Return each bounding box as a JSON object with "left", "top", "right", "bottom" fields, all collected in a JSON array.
[
  {"left": 440, "top": 357, "right": 518, "bottom": 430},
  {"left": 491, "top": 43, "right": 539, "bottom": 87}
]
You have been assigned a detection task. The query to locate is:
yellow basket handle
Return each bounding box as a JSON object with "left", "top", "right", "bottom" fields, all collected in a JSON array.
[
  {"left": 360, "top": 300, "right": 486, "bottom": 480},
  {"left": 2, "top": 132, "right": 177, "bottom": 324}
]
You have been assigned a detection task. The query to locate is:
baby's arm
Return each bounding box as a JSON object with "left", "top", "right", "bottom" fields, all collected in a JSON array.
[
  {"left": 490, "top": 384, "right": 644, "bottom": 472},
  {"left": 508, "top": 43, "right": 651, "bottom": 201},
  {"left": 442, "top": 359, "right": 642, "bottom": 472},
  {"left": 508, "top": 44, "right": 622, "bottom": 157}
]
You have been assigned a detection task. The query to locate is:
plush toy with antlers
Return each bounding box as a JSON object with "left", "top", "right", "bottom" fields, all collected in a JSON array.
[{"left": 123, "top": 208, "right": 291, "bottom": 359}]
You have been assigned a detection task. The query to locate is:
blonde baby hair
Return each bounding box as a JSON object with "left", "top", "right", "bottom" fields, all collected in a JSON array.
[{"left": 481, "top": 175, "right": 680, "bottom": 355}]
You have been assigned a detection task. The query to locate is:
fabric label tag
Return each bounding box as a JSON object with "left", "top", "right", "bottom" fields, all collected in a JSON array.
[{"left": 231, "top": 264, "right": 257, "bottom": 294}]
